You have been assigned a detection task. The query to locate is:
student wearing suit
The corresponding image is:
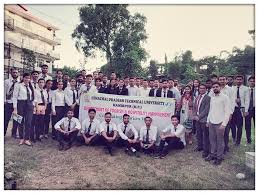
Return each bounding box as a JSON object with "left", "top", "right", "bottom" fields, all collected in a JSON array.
[
  {"left": 95, "top": 78, "right": 107, "bottom": 93},
  {"left": 43, "top": 79, "right": 53, "bottom": 138},
  {"left": 105, "top": 79, "right": 118, "bottom": 95},
  {"left": 51, "top": 70, "right": 67, "bottom": 90},
  {"left": 148, "top": 80, "right": 160, "bottom": 97},
  {"left": 116, "top": 79, "right": 128, "bottom": 96},
  {"left": 193, "top": 84, "right": 211, "bottom": 157},
  {"left": 156, "top": 80, "right": 175, "bottom": 98},
  {"left": 232, "top": 75, "right": 249, "bottom": 145},
  {"left": 4, "top": 68, "right": 19, "bottom": 137},
  {"left": 12, "top": 73, "right": 35, "bottom": 146}
]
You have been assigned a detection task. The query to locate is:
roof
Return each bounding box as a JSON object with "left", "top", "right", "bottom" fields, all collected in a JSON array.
[{"left": 5, "top": 4, "right": 59, "bottom": 30}]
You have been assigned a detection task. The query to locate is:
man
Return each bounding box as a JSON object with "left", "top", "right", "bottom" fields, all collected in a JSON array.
[
  {"left": 51, "top": 70, "right": 67, "bottom": 90},
  {"left": 31, "top": 71, "right": 39, "bottom": 90},
  {"left": 110, "top": 72, "right": 117, "bottom": 80},
  {"left": 100, "top": 112, "right": 118, "bottom": 156},
  {"left": 173, "top": 79, "right": 180, "bottom": 91},
  {"left": 218, "top": 75, "right": 235, "bottom": 153},
  {"left": 54, "top": 109, "right": 81, "bottom": 151},
  {"left": 117, "top": 114, "right": 139, "bottom": 157},
  {"left": 81, "top": 69, "right": 87, "bottom": 79},
  {"left": 193, "top": 84, "right": 211, "bottom": 157},
  {"left": 245, "top": 76, "right": 255, "bottom": 144},
  {"left": 105, "top": 79, "right": 117, "bottom": 94},
  {"left": 156, "top": 79, "right": 174, "bottom": 98},
  {"left": 149, "top": 79, "right": 160, "bottom": 97},
  {"left": 211, "top": 74, "right": 218, "bottom": 83},
  {"left": 139, "top": 79, "right": 150, "bottom": 97},
  {"left": 227, "top": 75, "right": 235, "bottom": 87},
  {"left": 43, "top": 79, "right": 53, "bottom": 138},
  {"left": 4, "top": 68, "right": 19, "bottom": 137},
  {"left": 38, "top": 64, "right": 52, "bottom": 81},
  {"left": 77, "top": 108, "right": 101, "bottom": 146},
  {"left": 98, "top": 71, "right": 104, "bottom": 79},
  {"left": 139, "top": 116, "right": 157, "bottom": 156},
  {"left": 116, "top": 79, "right": 128, "bottom": 95},
  {"left": 155, "top": 115, "right": 185, "bottom": 159},
  {"left": 95, "top": 78, "right": 106, "bottom": 93},
  {"left": 149, "top": 79, "right": 154, "bottom": 89},
  {"left": 124, "top": 76, "right": 130, "bottom": 88},
  {"left": 136, "top": 78, "right": 141, "bottom": 88},
  {"left": 168, "top": 79, "right": 181, "bottom": 101},
  {"left": 63, "top": 73, "right": 70, "bottom": 88},
  {"left": 64, "top": 78, "right": 79, "bottom": 118},
  {"left": 128, "top": 77, "right": 140, "bottom": 96},
  {"left": 76, "top": 74, "right": 84, "bottom": 90},
  {"left": 205, "top": 79, "right": 213, "bottom": 95},
  {"left": 78, "top": 74, "right": 98, "bottom": 96},
  {"left": 205, "top": 82, "right": 231, "bottom": 165},
  {"left": 232, "top": 75, "right": 249, "bottom": 146},
  {"left": 91, "top": 71, "right": 98, "bottom": 85},
  {"left": 102, "top": 75, "right": 109, "bottom": 89}
]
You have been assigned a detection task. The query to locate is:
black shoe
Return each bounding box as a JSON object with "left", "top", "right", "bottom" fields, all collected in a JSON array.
[
  {"left": 247, "top": 140, "right": 252, "bottom": 144},
  {"left": 64, "top": 144, "right": 71, "bottom": 151},
  {"left": 202, "top": 153, "right": 209, "bottom": 158},
  {"left": 205, "top": 155, "right": 216, "bottom": 162},
  {"left": 235, "top": 142, "right": 240, "bottom": 146},
  {"left": 52, "top": 136, "right": 57, "bottom": 140},
  {"left": 109, "top": 150, "right": 114, "bottom": 156},
  {"left": 58, "top": 144, "right": 64, "bottom": 151},
  {"left": 194, "top": 147, "right": 203, "bottom": 152},
  {"left": 133, "top": 151, "right": 140, "bottom": 158},
  {"left": 213, "top": 158, "right": 223, "bottom": 165},
  {"left": 154, "top": 153, "right": 161, "bottom": 159},
  {"left": 36, "top": 138, "right": 42, "bottom": 142},
  {"left": 31, "top": 139, "right": 36, "bottom": 143}
]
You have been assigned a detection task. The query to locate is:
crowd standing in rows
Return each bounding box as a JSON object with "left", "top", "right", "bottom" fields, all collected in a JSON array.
[{"left": 4, "top": 64, "right": 255, "bottom": 165}]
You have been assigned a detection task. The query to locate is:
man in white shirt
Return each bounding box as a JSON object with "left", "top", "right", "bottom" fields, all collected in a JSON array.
[
  {"left": 54, "top": 109, "right": 81, "bottom": 151},
  {"left": 4, "top": 68, "right": 19, "bottom": 137},
  {"left": 44, "top": 80, "right": 53, "bottom": 139},
  {"left": 155, "top": 115, "right": 185, "bottom": 159},
  {"left": 127, "top": 77, "right": 140, "bottom": 96},
  {"left": 148, "top": 79, "right": 160, "bottom": 97},
  {"left": 64, "top": 78, "right": 79, "bottom": 118},
  {"left": 139, "top": 79, "right": 150, "bottom": 97},
  {"left": 117, "top": 114, "right": 139, "bottom": 157},
  {"left": 232, "top": 75, "right": 249, "bottom": 145},
  {"left": 78, "top": 74, "right": 98, "bottom": 96},
  {"left": 77, "top": 108, "right": 101, "bottom": 146},
  {"left": 245, "top": 76, "right": 255, "bottom": 144},
  {"left": 168, "top": 79, "right": 181, "bottom": 101},
  {"left": 38, "top": 64, "right": 52, "bottom": 81},
  {"left": 99, "top": 112, "right": 118, "bottom": 156},
  {"left": 30, "top": 71, "right": 40, "bottom": 90},
  {"left": 205, "top": 82, "right": 231, "bottom": 165},
  {"left": 139, "top": 116, "right": 157, "bottom": 156}
]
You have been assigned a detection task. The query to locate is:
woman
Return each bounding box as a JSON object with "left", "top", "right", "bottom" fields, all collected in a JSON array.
[
  {"left": 178, "top": 85, "right": 194, "bottom": 145},
  {"left": 12, "top": 73, "right": 35, "bottom": 146}
]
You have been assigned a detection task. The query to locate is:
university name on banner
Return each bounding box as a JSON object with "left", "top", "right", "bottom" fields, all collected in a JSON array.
[{"left": 79, "top": 92, "right": 176, "bottom": 132}]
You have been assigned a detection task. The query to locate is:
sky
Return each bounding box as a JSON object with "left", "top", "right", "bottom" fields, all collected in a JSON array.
[{"left": 25, "top": 4, "right": 254, "bottom": 72}]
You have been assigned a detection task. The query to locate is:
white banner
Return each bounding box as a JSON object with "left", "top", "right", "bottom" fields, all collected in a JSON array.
[{"left": 79, "top": 92, "right": 175, "bottom": 132}]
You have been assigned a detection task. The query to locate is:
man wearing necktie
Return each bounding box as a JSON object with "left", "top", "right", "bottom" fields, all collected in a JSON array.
[
  {"left": 245, "top": 76, "right": 255, "bottom": 144},
  {"left": 155, "top": 80, "right": 174, "bottom": 98},
  {"left": 100, "top": 112, "right": 118, "bottom": 156}
]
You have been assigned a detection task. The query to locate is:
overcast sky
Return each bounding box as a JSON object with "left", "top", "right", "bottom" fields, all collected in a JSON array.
[{"left": 26, "top": 4, "right": 254, "bottom": 72}]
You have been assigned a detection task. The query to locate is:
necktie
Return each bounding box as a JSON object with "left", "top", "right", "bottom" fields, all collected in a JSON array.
[
  {"left": 68, "top": 119, "right": 71, "bottom": 131},
  {"left": 72, "top": 89, "right": 76, "bottom": 104},
  {"left": 123, "top": 125, "right": 127, "bottom": 134},
  {"left": 146, "top": 128, "right": 150, "bottom": 143},
  {"left": 40, "top": 90, "right": 45, "bottom": 104},
  {"left": 33, "top": 82, "right": 37, "bottom": 89},
  {"left": 237, "top": 86, "right": 241, "bottom": 107},
  {"left": 87, "top": 121, "right": 92, "bottom": 134},
  {"left": 47, "top": 90, "right": 50, "bottom": 103},
  {"left": 107, "top": 124, "right": 110, "bottom": 134},
  {"left": 249, "top": 88, "right": 254, "bottom": 110},
  {"left": 25, "top": 85, "right": 30, "bottom": 102},
  {"left": 7, "top": 79, "right": 17, "bottom": 100},
  {"left": 87, "top": 85, "right": 90, "bottom": 92},
  {"left": 163, "top": 91, "right": 166, "bottom": 98}
]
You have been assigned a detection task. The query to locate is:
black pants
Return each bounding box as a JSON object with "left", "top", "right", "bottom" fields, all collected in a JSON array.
[
  {"left": 229, "top": 118, "right": 236, "bottom": 140},
  {"left": 196, "top": 121, "right": 210, "bottom": 155},
  {"left": 52, "top": 106, "right": 65, "bottom": 139},
  {"left": 44, "top": 103, "right": 51, "bottom": 135},
  {"left": 158, "top": 137, "right": 184, "bottom": 155},
  {"left": 192, "top": 120, "right": 197, "bottom": 134},
  {"left": 65, "top": 104, "right": 79, "bottom": 119},
  {"left": 224, "top": 121, "right": 231, "bottom": 150},
  {"left": 4, "top": 103, "right": 18, "bottom": 136},
  {"left": 232, "top": 107, "right": 244, "bottom": 144},
  {"left": 245, "top": 107, "right": 255, "bottom": 143},
  {"left": 196, "top": 121, "right": 203, "bottom": 149},
  {"left": 77, "top": 134, "right": 101, "bottom": 146},
  {"left": 116, "top": 137, "right": 139, "bottom": 150},
  {"left": 101, "top": 131, "right": 116, "bottom": 151},
  {"left": 57, "top": 130, "right": 78, "bottom": 145},
  {"left": 141, "top": 141, "right": 156, "bottom": 154},
  {"left": 31, "top": 114, "right": 44, "bottom": 140},
  {"left": 17, "top": 100, "right": 33, "bottom": 140}
]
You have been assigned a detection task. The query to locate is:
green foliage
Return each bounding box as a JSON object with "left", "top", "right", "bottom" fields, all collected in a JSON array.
[
  {"left": 148, "top": 60, "right": 158, "bottom": 79},
  {"left": 22, "top": 48, "right": 36, "bottom": 71},
  {"left": 53, "top": 66, "right": 79, "bottom": 78}
]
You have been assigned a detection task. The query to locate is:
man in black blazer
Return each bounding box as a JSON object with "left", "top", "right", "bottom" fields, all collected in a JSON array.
[
  {"left": 117, "top": 79, "right": 128, "bottom": 96},
  {"left": 95, "top": 78, "right": 106, "bottom": 93},
  {"left": 193, "top": 84, "right": 211, "bottom": 157},
  {"left": 149, "top": 79, "right": 160, "bottom": 97},
  {"left": 156, "top": 79, "right": 175, "bottom": 98},
  {"left": 51, "top": 69, "right": 67, "bottom": 90}
]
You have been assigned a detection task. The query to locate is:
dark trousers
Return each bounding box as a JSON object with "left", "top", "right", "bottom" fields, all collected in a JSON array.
[
  {"left": 141, "top": 141, "right": 156, "bottom": 154},
  {"left": 4, "top": 103, "right": 18, "bottom": 136},
  {"left": 245, "top": 107, "right": 255, "bottom": 143},
  {"left": 31, "top": 114, "right": 43, "bottom": 140},
  {"left": 232, "top": 107, "right": 244, "bottom": 144},
  {"left": 77, "top": 134, "right": 101, "bottom": 146},
  {"left": 196, "top": 121, "right": 203, "bottom": 149},
  {"left": 196, "top": 121, "right": 210, "bottom": 155},
  {"left": 192, "top": 120, "right": 197, "bottom": 134},
  {"left": 101, "top": 131, "right": 116, "bottom": 151},
  {"left": 224, "top": 121, "right": 231, "bottom": 150},
  {"left": 52, "top": 106, "right": 65, "bottom": 139},
  {"left": 44, "top": 103, "right": 51, "bottom": 135},
  {"left": 65, "top": 104, "right": 79, "bottom": 118},
  {"left": 229, "top": 118, "right": 236, "bottom": 140},
  {"left": 57, "top": 130, "right": 78, "bottom": 145},
  {"left": 116, "top": 136, "right": 139, "bottom": 150},
  {"left": 17, "top": 100, "right": 33, "bottom": 140},
  {"left": 158, "top": 137, "right": 184, "bottom": 155}
]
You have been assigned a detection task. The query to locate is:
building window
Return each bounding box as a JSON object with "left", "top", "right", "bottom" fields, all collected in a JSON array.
[{"left": 37, "top": 58, "right": 44, "bottom": 67}]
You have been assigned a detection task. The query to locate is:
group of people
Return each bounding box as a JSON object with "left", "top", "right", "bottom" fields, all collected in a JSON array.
[{"left": 4, "top": 64, "right": 255, "bottom": 165}]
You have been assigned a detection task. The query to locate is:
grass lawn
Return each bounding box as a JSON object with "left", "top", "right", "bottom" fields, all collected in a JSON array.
[{"left": 4, "top": 124, "right": 255, "bottom": 190}]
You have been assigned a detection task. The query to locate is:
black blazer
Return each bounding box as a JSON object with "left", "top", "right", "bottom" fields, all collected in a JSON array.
[
  {"left": 149, "top": 88, "right": 158, "bottom": 97},
  {"left": 156, "top": 89, "right": 175, "bottom": 98},
  {"left": 105, "top": 86, "right": 117, "bottom": 95},
  {"left": 116, "top": 87, "right": 128, "bottom": 96},
  {"left": 51, "top": 79, "right": 67, "bottom": 90},
  {"left": 97, "top": 86, "right": 107, "bottom": 94}
]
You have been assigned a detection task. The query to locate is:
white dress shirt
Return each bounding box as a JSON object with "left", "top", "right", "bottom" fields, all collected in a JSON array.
[
  {"left": 162, "top": 124, "right": 186, "bottom": 146},
  {"left": 12, "top": 83, "right": 34, "bottom": 109},
  {"left": 139, "top": 87, "right": 150, "bottom": 97},
  {"left": 31, "top": 80, "right": 39, "bottom": 90},
  {"left": 232, "top": 85, "right": 249, "bottom": 112},
  {"left": 169, "top": 87, "right": 181, "bottom": 101},
  {"left": 99, "top": 121, "right": 118, "bottom": 133},
  {"left": 196, "top": 94, "right": 206, "bottom": 115},
  {"left": 4, "top": 77, "right": 19, "bottom": 103},
  {"left": 51, "top": 89, "right": 65, "bottom": 112},
  {"left": 139, "top": 125, "right": 158, "bottom": 143},
  {"left": 127, "top": 86, "right": 140, "bottom": 96},
  {"left": 64, "top": 87, "right": 79, "bottom": 106},
  {"left": 38, "top": 73, "right": 52, "bottom": 81},
  {"left": 219, "top": 85, "right": 235, "bottom": 114},
  {"left": 54, "top": 117, "right": 81, "bottom": 132},
  {"left": 79, "top": 84, "right": 98, "bottom": 96},
  {"left": 117, "top": 122, "right": 138, "bottom": 140},
  {"left": 207, "top": 92, "right": 231, "bottom": 126},
  {"left": 35, "top": 88, "right": 48, "bottom": 104},
  {"left": 81, "top": 118, "right": 100, "bottom": 135}
]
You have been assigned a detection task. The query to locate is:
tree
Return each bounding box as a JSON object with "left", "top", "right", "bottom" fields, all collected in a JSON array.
[
  {"left": 148, "top": 60, "right": 158, "bottom": 79},
  {"left": 21, "top": 48, "right": 36, "bottom": 72},
  {"left": 53, "top": 66, "right": 79, "bottom": 78}
]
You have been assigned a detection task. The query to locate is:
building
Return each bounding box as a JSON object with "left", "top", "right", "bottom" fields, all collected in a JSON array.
[{"left": 4, "top": 4, "right": 61, "bottom": 78}]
